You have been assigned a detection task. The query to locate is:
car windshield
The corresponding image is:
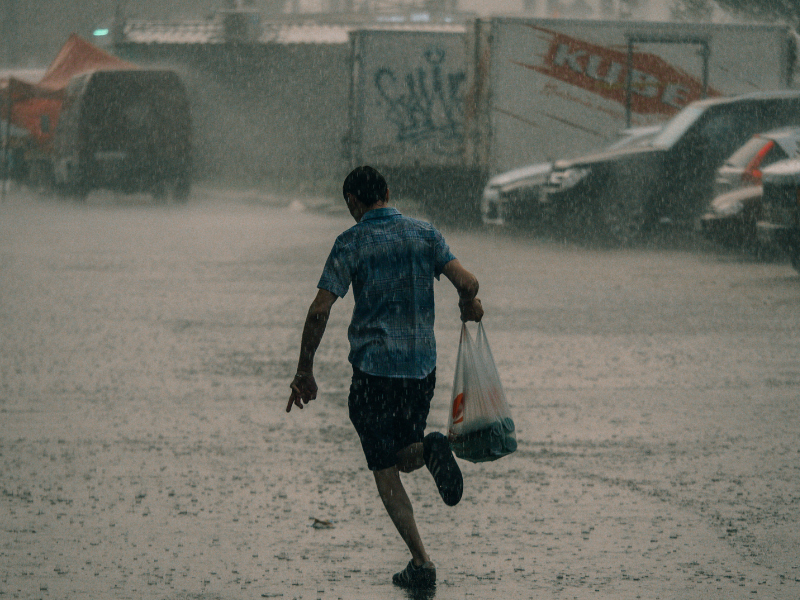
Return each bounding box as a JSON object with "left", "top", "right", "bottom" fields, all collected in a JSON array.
[
  {"left": 605, "top": 126, "right": 660, "bottom": 151},
  {"left": 583, "top": 125, "right": 661, "bottom": 155},
  {"left": 650, "top": 105, "right": 706, "bottom": 149}
]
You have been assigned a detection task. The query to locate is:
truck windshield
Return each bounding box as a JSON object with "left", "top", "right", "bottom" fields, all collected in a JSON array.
[{"left": 650, "top": 105, "right": 706, "bottom": 149}]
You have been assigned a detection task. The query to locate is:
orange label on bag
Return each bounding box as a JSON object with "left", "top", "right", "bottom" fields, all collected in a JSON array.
[{"left": 452, "top": 393, "right": 465, "bottom": 424}]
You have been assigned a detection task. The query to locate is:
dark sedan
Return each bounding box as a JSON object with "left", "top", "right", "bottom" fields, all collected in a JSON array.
[{"left": 540, "top": 91, "right": 800, "bottom": 244}]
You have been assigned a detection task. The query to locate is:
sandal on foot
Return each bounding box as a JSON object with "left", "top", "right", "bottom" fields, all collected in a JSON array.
[
  {"left": 392, "top": 560, "right": 436, "bottom": 589},
  {"left": 423, "top": 432, "right": 463, "bottom": 506}
]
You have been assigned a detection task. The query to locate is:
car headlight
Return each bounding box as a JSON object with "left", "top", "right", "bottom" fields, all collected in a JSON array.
[
  {"left": 481, "top": 186, "right": 503, "bottom": 223},
  {"left": 711, "top": 199, "right": 744, "bottom": 218},
  {"left": 482, "top": 186, "right": 500, "bottom": 204},
  {"left": 548, "top": 167, "right": 591, "bottom": 190}
]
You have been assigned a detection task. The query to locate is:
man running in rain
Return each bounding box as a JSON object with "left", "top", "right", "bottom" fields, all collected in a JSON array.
[{"left": 287, "top": 165, "right": 484, "bottom": 590}]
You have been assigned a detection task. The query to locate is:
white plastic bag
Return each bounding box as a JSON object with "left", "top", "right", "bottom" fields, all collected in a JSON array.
[{"left": 447, "top": 322, "right": 517, "bottom": 463}]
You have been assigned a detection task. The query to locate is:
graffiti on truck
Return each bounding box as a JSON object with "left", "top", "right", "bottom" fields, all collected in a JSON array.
[{"left": 373, "top": 48, "right": 465, "bottom": 153}]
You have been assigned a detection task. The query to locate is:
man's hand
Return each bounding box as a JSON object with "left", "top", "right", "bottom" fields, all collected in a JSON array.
[
  {"left": 287, "top": 371, "right": 318, "bottom": 412},
  {"left": 288, "top": 290, "right": 337, "bottom": 414},
  {"left": 443, "top": 260, "right": 482, "bottom": 322},
  {"left": 459, "top": 297, "right": 484, "bottom": 322}
]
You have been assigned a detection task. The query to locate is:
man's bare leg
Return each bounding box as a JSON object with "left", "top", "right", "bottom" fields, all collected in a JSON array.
[
  {"left": 373, "top": 466, "right": 431, "bottom": 566},
  {"left": 396, "top": 442, "right": 424, "bottom": 473}
]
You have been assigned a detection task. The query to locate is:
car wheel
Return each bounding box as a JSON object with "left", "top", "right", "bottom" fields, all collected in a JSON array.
[
  {"left": 742, "top": 214, "right": 760, "bottom": 254},
  {"left": 597, "top": 179, "right": 649, "bottom": 245}
]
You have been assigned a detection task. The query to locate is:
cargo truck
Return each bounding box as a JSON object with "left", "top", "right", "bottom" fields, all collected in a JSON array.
[{"left": 345, "top": 25, "right": 482, "bottom": 217}]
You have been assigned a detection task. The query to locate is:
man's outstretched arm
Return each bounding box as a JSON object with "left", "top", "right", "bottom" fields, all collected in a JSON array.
[
  {"left": 287, "top": 288, "right": 338, "bottom": 412},
  {"left": 442, "top": 259, "right": 484, "bottom": 322}
]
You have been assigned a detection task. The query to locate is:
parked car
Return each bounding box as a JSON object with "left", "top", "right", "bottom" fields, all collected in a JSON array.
[
  {"left": 713, "top": 127, "right": 800, "bottom": 195},
  {"left": 52, "top": 69, "right": 192, "bottom": 202},
  {"left": 756, "top": 158, "right": 800, "bottom": 272},
  {"left": 700, "top": 127, "right": 800, "bottom": 248},
  {"left": 481, "top": 125, "right": 661, "bottom": 226},
  {"left": 540, "top": 91, "right": 800, "bottom": 243}
]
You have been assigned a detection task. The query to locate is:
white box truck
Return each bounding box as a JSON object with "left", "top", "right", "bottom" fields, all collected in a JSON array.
[{"left": 472, "top": 18, "right": 797, "bottom": 176}]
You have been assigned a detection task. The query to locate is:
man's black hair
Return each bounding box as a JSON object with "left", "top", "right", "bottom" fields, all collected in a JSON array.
[{"left": 342, "top": 166, "right": 388, "bottom": 207}]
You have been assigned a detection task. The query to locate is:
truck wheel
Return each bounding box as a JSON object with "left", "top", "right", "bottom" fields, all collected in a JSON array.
[
  {"left": 28, "top": 160, "right": 54, "bottom": 196},
  {"left": 59, "top": 182, "right": 88, "bottom": 203},
  {"left": 790, "top": 246, "right": 800, "bottom": 274},
  {"left": 151, "top": 182, "right": 167, "bottom": 203},
  {"left": 173, "top": 176, "right": 191, "bottom": 203}
]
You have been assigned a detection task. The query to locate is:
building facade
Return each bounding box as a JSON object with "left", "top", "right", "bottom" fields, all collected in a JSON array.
[{"left": 2, "top": 0, "right": 715, "bottom": 69}]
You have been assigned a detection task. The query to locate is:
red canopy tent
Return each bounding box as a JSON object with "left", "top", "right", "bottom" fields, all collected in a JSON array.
[{"left": 36, "top": 33, "right": 139, "bottom": 93}]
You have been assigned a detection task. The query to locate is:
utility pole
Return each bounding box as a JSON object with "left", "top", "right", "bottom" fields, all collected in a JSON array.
[
  {"left": 1, "top": 0, "right": 17, "bottom": 202},
  {"left": 112, "top": 0, "right": 126, "bottom": 47},
  {"left": 2, "top": 84, "right": 11, "bottom": 203}
]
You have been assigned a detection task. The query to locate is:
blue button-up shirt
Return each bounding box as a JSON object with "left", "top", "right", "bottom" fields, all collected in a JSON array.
[{"left": 318, "top": 207, "right": 456, "bottom": 378}]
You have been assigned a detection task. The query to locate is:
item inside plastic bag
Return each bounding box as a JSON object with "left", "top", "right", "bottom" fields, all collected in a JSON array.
[{"left": 447, "top": 322, "right": 517, "bottom": 463}]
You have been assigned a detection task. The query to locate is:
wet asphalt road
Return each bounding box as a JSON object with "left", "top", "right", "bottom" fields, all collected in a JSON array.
[{"left": 1, "top": 185, "right": 799, "bottom": 599}]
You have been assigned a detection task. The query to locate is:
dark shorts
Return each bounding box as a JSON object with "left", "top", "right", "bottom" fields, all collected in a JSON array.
[{"left": 348, "top": 367, "right": 436, "bottom": 471}]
